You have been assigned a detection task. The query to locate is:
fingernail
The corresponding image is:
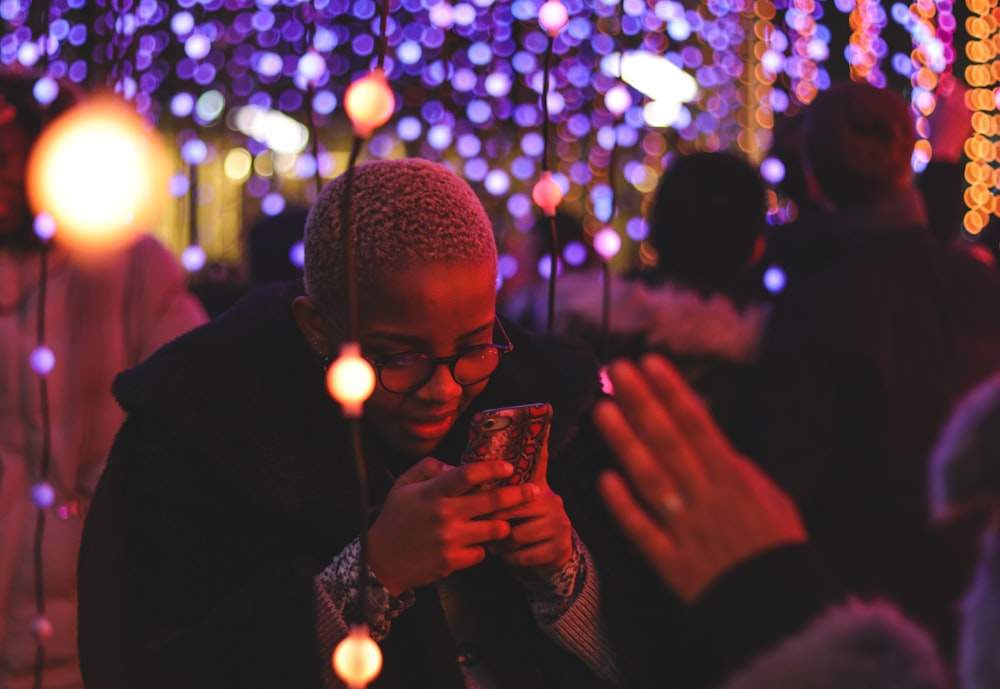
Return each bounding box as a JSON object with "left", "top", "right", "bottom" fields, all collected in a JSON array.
[
  {"left": 523, "top": 484, "right": 539, "bottom": 499},
  {"left": 500, "top": 461, "right": 514, "bottom": 475}
]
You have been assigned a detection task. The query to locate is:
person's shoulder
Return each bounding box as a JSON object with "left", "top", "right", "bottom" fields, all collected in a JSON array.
[{"left": 113, "top": 281, "right": 305, "bottom": 409}]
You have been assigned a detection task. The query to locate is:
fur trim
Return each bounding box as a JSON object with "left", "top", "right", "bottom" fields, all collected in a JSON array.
[
  {"left": 720, "top": 600, "right": 947, "bottom": 689},
  {"left": 928, "top": 368, "right": 1000, "bottom": 520},
  {"left": 959, "top": 524, "right": 1000, "bottom": 689},
  {"left": 548, "top": 271, "right": 767, "bottom": 362}
]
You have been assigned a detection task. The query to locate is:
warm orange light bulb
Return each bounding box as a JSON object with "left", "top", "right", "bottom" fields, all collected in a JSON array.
[
  {"left": 532, "top": 172, "right": 563, "bottom": 217},
  {"left": 25, "top": 95, "right": 169, "bottom": 257},
  {"left": 326, "top": 343, "right": 376, "bottom": 417},
  {"left": 333, "top": 624, "right": 382, "bottom": 689},
  {"left": 344, "top": 69, "right": 395, "bottom": 138}
]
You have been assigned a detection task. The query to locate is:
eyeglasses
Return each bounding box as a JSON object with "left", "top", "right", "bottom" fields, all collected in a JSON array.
[{"left": 364, "top": 317, "right": 514, "bottom": 394}]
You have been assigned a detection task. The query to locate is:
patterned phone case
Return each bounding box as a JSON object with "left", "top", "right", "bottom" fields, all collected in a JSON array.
[{"left": 460, "top": 402, "right": 553, "bottom": 487}]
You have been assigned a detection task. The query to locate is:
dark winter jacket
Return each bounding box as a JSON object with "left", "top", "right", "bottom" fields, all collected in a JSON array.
[{"left": 746, "top": 187, "right": 1000, "bottom": 659}]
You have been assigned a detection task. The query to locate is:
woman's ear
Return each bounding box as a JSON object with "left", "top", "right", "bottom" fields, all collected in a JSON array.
[{"left": 292, "top": 296, "right": 332, "bottom": 359}]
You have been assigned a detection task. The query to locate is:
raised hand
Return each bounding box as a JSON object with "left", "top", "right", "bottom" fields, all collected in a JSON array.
[
  {"left": 367, "top": 456, "right": 539, "bottom": 595},
  {"left": 593, "top": 354, "right": 806, "bottom": 603}
]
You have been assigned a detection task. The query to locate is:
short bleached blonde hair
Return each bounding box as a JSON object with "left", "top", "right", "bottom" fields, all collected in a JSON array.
[{"left": 303, "top": 158, "right": 498, "bottom": 321}]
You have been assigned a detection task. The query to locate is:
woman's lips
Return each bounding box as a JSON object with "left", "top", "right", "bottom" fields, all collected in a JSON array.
[{"left": 400, "top": 413, "right": 457, "bottom": 440}]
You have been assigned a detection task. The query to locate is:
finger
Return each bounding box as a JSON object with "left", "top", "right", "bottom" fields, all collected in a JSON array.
[
  {"left": 484, "top": 488, "right": 557, "bottom": 521},
  {"left": 395, "top": 456, "right": 455, "bottom": 486},
  {"left": 452, "top": 518, "right": 512, "bottom": 545},
  {"left": 602, "top": 359, "right": 709, "bottom": 491},
  {"left": 427, "top": 460, "right": 514, "bottom": 497},
  {"left": 637, "top": 354, "right": 736, "bottom": 476},
  {"left": 456, "top": 482, "right": 539, "bottom": 520},
  {"left": 593, "top": 398, "right": 693, "bottom": 516},
  {"left": 597, "top": 470, "right": 679, "bottom": 588}
]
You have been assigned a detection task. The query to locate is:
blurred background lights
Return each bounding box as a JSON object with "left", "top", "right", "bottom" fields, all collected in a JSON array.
[
  {"left": 763, "top": 265, "right": 788, "bottom": 293},
  {"left": 29, "top": 346, "right": 55, "bottom": 376},
  {"left": 31, "top": 482, "right": 56, "bottom": 509},
  {"left": 181, "top": 244, "right": 207, "bottom": 272},
  {"left": 25, "top": 96, "right": 169, "bottom": 257},
  {"left": 233, "top": 105, "right": 309, "bottom": 154},
  {"left": 32, "top": 213, "right": 56, "bottom": 242},
  {"left": 760, "top": 157, "right": 786, "bottom": 185},
  {"left": 289, "top": 240, "right": 305, "bottom": 269},
  {"left": 604, "top": 84, "right": 632, "bottom": 117},
  {"left": 32, "top": 76, "right": 59, "bottom": 105},
  {"left": 593, "top": 226, "right": 622, "bottom": 260}
]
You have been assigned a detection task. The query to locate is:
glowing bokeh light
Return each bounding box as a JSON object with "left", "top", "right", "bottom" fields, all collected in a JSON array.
[
  {"left": 327, "top": 344, "right": 377, "bottom": 418},
  {"left": 26, "top": 96, "right": 169, "bottom": 257}
]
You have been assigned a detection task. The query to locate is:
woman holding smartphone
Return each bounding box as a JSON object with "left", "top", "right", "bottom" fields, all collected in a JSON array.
[{"left": 77, "top": 159, "right": 621, "bottom": 689}]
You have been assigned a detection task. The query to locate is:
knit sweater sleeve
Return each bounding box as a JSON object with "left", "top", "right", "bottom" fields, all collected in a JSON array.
[
  {"left": 314, "top": 537, "right": 417, "bottom": 689},
  {"left": 520, "top": 531, "right": 626, "bottom": 687}
]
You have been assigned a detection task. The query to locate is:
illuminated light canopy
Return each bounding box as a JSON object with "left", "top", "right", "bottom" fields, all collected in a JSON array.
[
  {"left": 327, "top": 343, "right": 377, "bottom": 418},
  {"left": 611, "top": 51, "right": 699, "bottom": 104},
  {"left": 344, "top": 68, "right": 396, "bottom": 139},
  {"left": 26, "top": 96, "right": 169, "bottom": 257}
]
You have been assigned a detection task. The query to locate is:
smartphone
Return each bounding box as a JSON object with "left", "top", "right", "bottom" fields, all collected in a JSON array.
[{"left": 460, "top": 402, "right": 553, "bottom": 488}]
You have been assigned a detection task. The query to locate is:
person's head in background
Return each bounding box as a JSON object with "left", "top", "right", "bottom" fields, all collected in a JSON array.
[
  {"left": 292, "top": 158, "right": 503, "bottom": 458},
  {"left": 766, "top": 111, "right": 826, "bottom": 222},
  {"left": 0, "top": 70, "right": 78, "bottom": 252},
  {"left": 246, "top": 207, "right": 309, "bottom": 287},
  {"left": 645, "top": 150, "right": 767, "bottom": 296},
  {"left": 801, "top": 79, "right": 916, "bottom": 210}
]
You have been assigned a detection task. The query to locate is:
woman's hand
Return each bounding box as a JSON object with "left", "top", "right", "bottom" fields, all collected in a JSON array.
[
  {"left": 593, "top": 354, "right": 806, "bottom": 603},
  {"left": 486, "top": 431, "right": 575, "bottom": 580},
  {"left": 366, "top": 457, "right": 539, "bottom": 595}
]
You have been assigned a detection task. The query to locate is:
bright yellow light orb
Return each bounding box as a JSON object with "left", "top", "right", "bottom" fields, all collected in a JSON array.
[
  {"left": 344, "top": 69, "right": 395, "bottom": 138},
  {"left": 532, "top": 171, "right": 563, "bottom": 217},
  {"left": 26, "top": 95, "right": 169, "bottom": 257},
  {"left": 333, "top": 625, "right": 382, "bottom": 688},
  {"left": 326, "top": 343, "right": 376, "bottom": 418}
]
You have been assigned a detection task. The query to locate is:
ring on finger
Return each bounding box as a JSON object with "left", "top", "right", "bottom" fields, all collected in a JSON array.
[{"left": 659, "top": 490, "right": 684, "bottom": 517}]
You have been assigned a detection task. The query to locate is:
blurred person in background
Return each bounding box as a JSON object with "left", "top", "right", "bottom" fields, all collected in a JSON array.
[{"left": 0, "top": 69, "right": 206, "bottom": 689}]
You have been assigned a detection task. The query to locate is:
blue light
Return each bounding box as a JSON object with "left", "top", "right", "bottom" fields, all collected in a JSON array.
[
  {"left": 763, "top": 266, "right": 787, "bottom": 293},
  {"left": 313, "top": 90, "right": 337, "bottom": 115},
  {"left": 428, "top": 124, "right": 454, "bottom": 150},
  {"left": 456, "top": 133, "right": 482, "bottom": 157},
  {"left": 468, "top": 41, "right": 493, "bottom": 65},
  {"left": 520, "top": 132, "right": 545, "bottom": 157},
  {"left": 464, "top": 157, "right": 489, "bottom": 181},
  {"left": 467, "top": 100, "right": 492, "bottom": 124},
  {"left": 484, "top": 169, "right": 511, "bottom": 195},
  {"left": 398, "top": 39, "right": 422, "bottom": 64},
  {"left": 397, "top": 116, "right": 422, "bottom": 141}
]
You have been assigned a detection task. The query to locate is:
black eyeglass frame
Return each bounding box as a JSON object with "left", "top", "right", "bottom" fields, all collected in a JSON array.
[{"left": 363, "top": 317, "right": 514, "bottom": 394}]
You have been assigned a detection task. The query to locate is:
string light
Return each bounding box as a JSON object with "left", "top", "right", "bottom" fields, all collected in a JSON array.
[
  {"left": 332, "top": 625, "right": 383, "bottom": 689},
  {"left": 326, "top": 343, "right": 376, "bottom": 418},
  {"left": 962, "top": 0, "right": 997, "bottom": 236},
  {"left": 25, "top": 96, "right": 170, "bottom": 258}
]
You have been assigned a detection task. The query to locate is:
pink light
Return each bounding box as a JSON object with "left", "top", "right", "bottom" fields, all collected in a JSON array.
[
  {"left": 532, "top": 171, "right": 563, "bottom": 217},
  {"left": 538, "top": 1, "right": 569, "bottom": 36}
]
